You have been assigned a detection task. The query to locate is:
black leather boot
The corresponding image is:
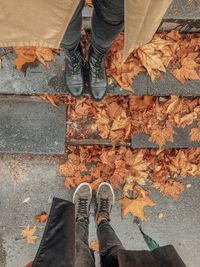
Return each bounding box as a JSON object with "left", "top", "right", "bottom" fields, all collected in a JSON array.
[
  {"left": 88, "top": 45, "right": 108, "bottom": 101},
  {"left": 65, "top": 44, "right": 84, "bottom": 97}
]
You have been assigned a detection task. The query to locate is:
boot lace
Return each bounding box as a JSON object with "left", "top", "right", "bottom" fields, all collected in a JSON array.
[
  {"left": 92, "top": 54, "right": 104, "bottom": 79},
  {"left": 68, "top": 49, "right": 83, "bottom": 75}
]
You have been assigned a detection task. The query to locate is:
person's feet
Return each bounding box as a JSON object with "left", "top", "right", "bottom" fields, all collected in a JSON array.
[
  {"left": 65, "top": 43, "right": 85, "bottom": 97},
  {"left": 95, "top": 182, "right": 115, "bottom": 225},
  {"left": 73, "top": 182, "right": 92, "bottom": 221},
  {"left": 88, "top": 45, "right": 108, "bottom": 101}
]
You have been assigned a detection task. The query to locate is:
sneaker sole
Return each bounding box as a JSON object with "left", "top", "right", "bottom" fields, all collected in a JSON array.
[
  {"left": 73, "top": 182, "right": 92, "bottom": 203},
  {"left": 97, "top": 182, "right": 115, "bottom": 205}
]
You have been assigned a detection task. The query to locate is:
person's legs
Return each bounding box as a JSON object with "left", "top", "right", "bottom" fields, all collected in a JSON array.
[
  {"left": 91, "top": 0, "right": 124, "bottom": 53},
  {"left": 73, "top": 183, "right": 95, "bottom": 267},
  {"left": 97, "top": 221, "right": 124, "bottom": 267},
  {"left": 95, "top": 183, "right": 124, "bottom": 267},
  {"left": 75, "top": 219, "right": 95, "bottom": 267},
  {"left": 88, "top": 0, "right": 124, "bottom": 101},
  {"left": 62, "top": 0, "right": 85, "bottom": 97},
  {"left": 61, "top": 0, "right": 85, "bottom": 50}
]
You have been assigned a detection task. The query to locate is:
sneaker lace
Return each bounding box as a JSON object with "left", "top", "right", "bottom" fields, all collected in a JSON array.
[
  {"left": 77, "top": 198, "right": 88, "bottom": 215},
  {"left": 99, "top": 198, "right": 109, "bottom": 213}
]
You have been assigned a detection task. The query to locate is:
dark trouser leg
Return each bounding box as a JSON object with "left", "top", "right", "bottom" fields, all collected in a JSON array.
[
  {"left": 75, "top": 219, "right": 95, "bottom": 267},
  {"left": 61, "top": 0, "right": 85, "bottom": 50},
  {"left": 91, "top": 0, "right": 124, "bottom": 53},
  {"left": 97, "top": 221, "right": 124, "bottom": 267}
]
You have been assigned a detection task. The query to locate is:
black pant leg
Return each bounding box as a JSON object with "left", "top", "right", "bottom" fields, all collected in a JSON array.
[
  {"left": 32, "top": 198, "right": 75, "bottom": 267},
  {"left": 91, "top": 0, "right": 124, "bottom": 52},
  {"left": 61, "top": 0, "right": 85, "bottom": 49},
  {"left": 97, "top": 221, "right": 124, "bottom": 267},
  {"left": 75, "top": 220, "right": 95, "bottom": 267}
]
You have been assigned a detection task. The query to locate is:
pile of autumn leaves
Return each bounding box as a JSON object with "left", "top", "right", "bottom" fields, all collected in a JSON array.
[
  {"left": 60, "top": 145, "right": 200, "bottom": 221},
  {"left": 67, "top": 95, "right": 200, "bottom": 146},
  {"left": 58, "top": 94, "right": 200, "bottom": 221},
  {"left": 106, "top": 31, "right": 200, "bottom": 92}
]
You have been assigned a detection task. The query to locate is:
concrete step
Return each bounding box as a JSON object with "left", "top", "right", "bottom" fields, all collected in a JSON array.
[
  {"left": 0, "top": 95, "right": 198, "bottom": 155},
  {"left": 131, "top": 123, "right": 200, "bottom": 148},
  {"left": 0, "top": 49, "right": 200, "bottom": 97},
  {"left": 0, "top": 96, "right": 66, "bottom": 154},
  {"left": 0, "top": 49, "right": 128, "bottom": 96},
  {"left": 134, "top": 73, "right": 200, "bottom": 96},
  {"left": 83, "top": 0, "right": 200, "bottom": 33},
  {"left": 161, "top": 0, "right": 200, "bottom": 32},
  {"left": 67, "top": 123, "right": 200, "bottom": 148}
]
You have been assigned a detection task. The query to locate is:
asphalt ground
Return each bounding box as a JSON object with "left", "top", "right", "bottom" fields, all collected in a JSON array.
[{"left": 0, "top": 154, "right": 199, "bottom": 267}]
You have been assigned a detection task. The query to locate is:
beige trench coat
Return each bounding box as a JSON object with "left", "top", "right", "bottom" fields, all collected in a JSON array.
[{"left": 0, "top": 0, "right": 172, "bottom": 60}]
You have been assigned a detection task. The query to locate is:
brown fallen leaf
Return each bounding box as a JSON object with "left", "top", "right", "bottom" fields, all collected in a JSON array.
[
  {"left": 13, "top": 47, "right": 56, "bottom": 70},
  {"left": 85, "top": 0, "right": 93, "bottom": 7},
  {"left": 90, "top": 240, "right": 99, "bottom": 252},
  {"left": 152, "top": 180, "right": 185, "bottom": 200},
  {"left": 39, "top": 94, "right": 59, "bottom": 107},
  {"left": 119, "top": 196, "right": 156, "bottom": 221},
  {"left": 22, "top": 225, "right": 37, "bottom": 244},
  {"left": 190, "top": 128, "right": 200, "bottom": 141},
  {"left": 171, "top": 52, "right": 200, "bottom": 84},
  {"left": 13, "top": 47, "right": 36, "bottom": 70},
  {"left": 34, "top": 212, "right": 49, "bottom": 223}
]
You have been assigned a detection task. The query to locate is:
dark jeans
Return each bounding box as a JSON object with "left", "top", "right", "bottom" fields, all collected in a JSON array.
[
  {"left": 62, "top": 0, "right": 124, "bottom": 52},
  {"left": 75, "top": 219, "right": 124, "bottom": 267}
]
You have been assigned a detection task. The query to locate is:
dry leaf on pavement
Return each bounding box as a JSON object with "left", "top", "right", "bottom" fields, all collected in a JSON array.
[
  {"left": 190, "top": 128, "right": 200, "bottom": 141},
  {"left": 13, "top": 47, "right": 56, "bottom": 70},
  {"left": 90, "top": 240, "right": 99, "bottom": 252},
  {"left": 22, "top": 225, "right": 37, "bottom": 244},
  {"left": 152, "top": 180, "right": 185, "bottom": 200},
  {"left": 119, "top": 196, "right": 156, "bottom": 221},
  {"left": 34, "top": 212, "right": 49, "bottom": 223}
]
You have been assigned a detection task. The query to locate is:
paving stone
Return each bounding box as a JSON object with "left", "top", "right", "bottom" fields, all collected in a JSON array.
[
  {"left": 0, "top": 49, "right": 67, "bottom": 94},
  {"left": 83, "top": 1, "right": 200, "bottom": 33},
  {"left": 164, "top": 0, "right": 200, "bottom": 20},
  {"left": 147, "top": 72, "right": 200, "bottom": 96},
  {"left": 131, "top": 124, "right": 200, "bottom": 149},
  {"left": 0, "top": 154, "right": 200, "bottom": 267},
  {"left": 0, "top": 49, "right": 133, "bottom": 96},
  {"left": 161, "top": 0, "right": 200, "bottom": 32},
  {"left": 133, "top": 72, "right": 200, "bottom": 96},
  {"left": 0, "top": 96, "right": 66, "bottom": 154},
  {"left": 2, "top": 50, "right": 200, "bottom": 97}
]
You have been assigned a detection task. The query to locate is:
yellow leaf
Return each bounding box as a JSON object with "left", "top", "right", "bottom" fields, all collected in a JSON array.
[
  {"left": 34, "top": 213, "right": 48, "bottom": 223},
  {"left": 190, "top": 128, "right": 200, "bottom": 141},
  {"left": 22, "top": 225, "right": 37, "bottom": 244},
  {"left": 119, "top": 196, "right": 156, "bottom": 221},
  {"left": 152, "top": 180, "right": 185, "bottom": 200},
  {"left": 90, "top": 240, "right": 99, "bottom": 252}
]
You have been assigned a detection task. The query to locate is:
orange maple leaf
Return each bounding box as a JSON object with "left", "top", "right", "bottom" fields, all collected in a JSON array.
[
  {"left": 119, "top": 196, "right": 156, "bottom": 221},
  {"left": 152, "top": 180, "right": 185, "bottom": 200},
  {"left": 13, "top": 47, "right": 56, "bottom": 70},
  {"left": 190, "top": 128, "right": 200, "bottom": 141},
  {"left": 22, "top": 225, "right": 37, "bottom": 244},
  {"left": 34, "top": 212, "right": 48, "bottom": 223},
  {"left": 171, "top": 52, "right": 200, "bottom": 84},
  {"left": 85, "top": 0, "right": 93, "bottom": 7},
  {"left": 90, "top": 240, "right": 99, "bottom": 252}
]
